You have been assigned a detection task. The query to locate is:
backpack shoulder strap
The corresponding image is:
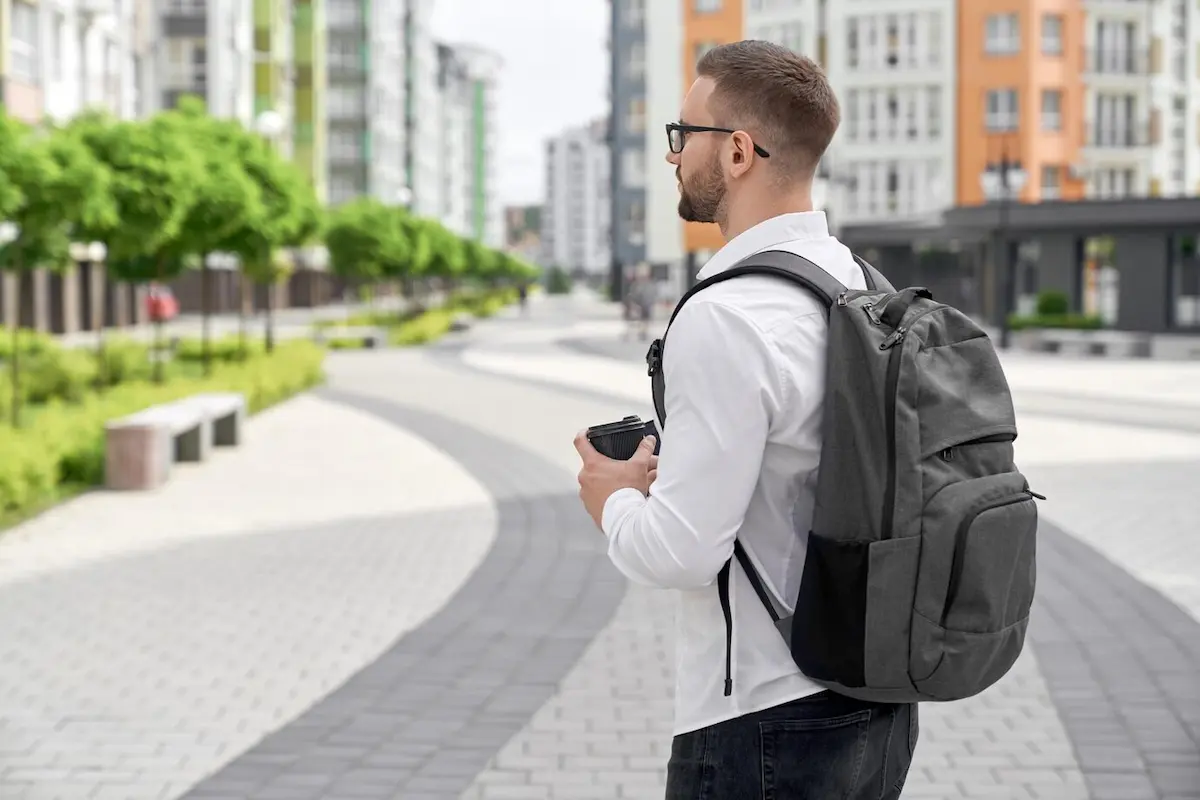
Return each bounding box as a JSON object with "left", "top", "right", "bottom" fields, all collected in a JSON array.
[
  {"left": 647, "top": 249, "right": 851, "bottom": 427},
  {"left": 853, "top": 253, "right": 895, "bottom": 293}
]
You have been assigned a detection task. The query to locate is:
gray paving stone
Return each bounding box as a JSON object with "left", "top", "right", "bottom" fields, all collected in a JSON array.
[{"left": 179, "top": 389, "right": 628, "bottom": 799}]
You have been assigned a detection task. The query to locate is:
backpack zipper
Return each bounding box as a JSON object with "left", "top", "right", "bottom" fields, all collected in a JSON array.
[{"left": 880, "top": 305, "right": 943, "bottom": 540}]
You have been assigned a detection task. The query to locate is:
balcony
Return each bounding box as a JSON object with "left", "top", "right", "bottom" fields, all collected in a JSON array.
[
  {"left": 1083, "top": 48, "right": 1150, "bottom": 76},
  {"left": 1084, "top": 122, "right": 1151, "bottom": 149}
]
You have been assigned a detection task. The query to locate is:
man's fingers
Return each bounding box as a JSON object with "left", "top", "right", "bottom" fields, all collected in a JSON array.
[
  {"left": 649, "top": 455, "right": 659, "bottom": 470},
  {"left": 648, "top": 469, "right": 658, "bottom": 486},
  {"left": 573, "top": 430, "right": 597, "bottom": 460}
]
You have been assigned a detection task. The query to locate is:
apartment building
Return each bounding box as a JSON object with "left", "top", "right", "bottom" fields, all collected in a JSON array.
[
  {"left": 141, "top": 0, "right": 254, "bottom": 123},
  {"left": 0, "top": 0, "right": 135, "bottom": 124},
  {"left": 403, "top": 0, "right": 443, "bottom": 219},
  {"left": 643, "top": 0, "right": 684, "bottom": 275},
  {"left": 542, "top": 119, "right": 611, "bottom": 277},
  {"left": 293, "top": 0, "right": 327, "bottom": 204},
  {"left": 822, "top": 1, "right": 959, "bottom": 227},
  {"left": 609, "top": 0, "right": 649, "bottom": 284}
]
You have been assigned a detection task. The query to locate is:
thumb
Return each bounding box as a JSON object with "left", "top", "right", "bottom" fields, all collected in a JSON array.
[{"left": 633, "top": 435, "right": 656, "bottom": 461}]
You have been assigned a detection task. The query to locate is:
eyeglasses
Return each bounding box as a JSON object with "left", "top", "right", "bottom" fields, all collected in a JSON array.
[{"left": 666, "top": 123, "right": 771, "bottom": 158}]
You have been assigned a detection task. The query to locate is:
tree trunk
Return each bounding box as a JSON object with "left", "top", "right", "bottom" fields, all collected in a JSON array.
[
  {"left": 10, "top": 319, "right": 19, "bottom": 428},
  {"left": 265, "top": 282, "right": 275, "bottom": 353},
  {"left": 94, "top": 264, "right": 107, "bottom": 390},
  {"left": 201, "top": 256, "right": 212, "bottom": 376},
  {"left": 239, "top": 271, "right": 251, "bottom": 359},
  {"left": 153, "top": 260, "right": 165, "bottom": 384}
]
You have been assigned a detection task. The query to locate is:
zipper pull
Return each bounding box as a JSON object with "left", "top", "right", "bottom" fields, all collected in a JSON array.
[
  {"left": 1029, "top": 490, "right": 1046, "bottom": 500},
  {"left": 880, "top": 326, "right": 907, "bottom": 350}
]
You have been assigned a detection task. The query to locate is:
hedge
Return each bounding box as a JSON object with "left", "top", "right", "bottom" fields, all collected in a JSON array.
[
  {"left": 0, "top": 339, "right": 325, "bottom": 524},
  {"left": 1007, "top": 313, "right": 1105, "bottom": 331}
]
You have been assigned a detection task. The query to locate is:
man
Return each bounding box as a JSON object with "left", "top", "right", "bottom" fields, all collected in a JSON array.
[{"left": 574, "top": 41, "right": 917, "bottom": 798}]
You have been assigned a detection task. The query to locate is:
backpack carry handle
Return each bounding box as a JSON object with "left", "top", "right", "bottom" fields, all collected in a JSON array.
[{"left": 878, "top": 286, "right": 933, "bottom": 329}]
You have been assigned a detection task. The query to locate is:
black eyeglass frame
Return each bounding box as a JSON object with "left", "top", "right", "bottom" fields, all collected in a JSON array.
[{"left": 666, "top": 123, "right": 771, "bottom": 158}]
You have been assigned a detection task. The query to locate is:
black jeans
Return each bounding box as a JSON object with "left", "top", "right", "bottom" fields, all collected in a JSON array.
[{"left": 665, "top": 691, "right": 918, "bottom": 800}]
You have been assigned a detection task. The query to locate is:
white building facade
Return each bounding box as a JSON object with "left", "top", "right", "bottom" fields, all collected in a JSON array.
[
  {"left": 1081, "top": 0, "right": 1200, "bottom": 199},
  {"left": 643, "top": 0, "right": 684, "bottom": 272},
  {"left": 542, "top": 119, "right": 611, "bottom": 277},
  {"left": 823, "top": 0, "right": 959, "bottom": 229}
]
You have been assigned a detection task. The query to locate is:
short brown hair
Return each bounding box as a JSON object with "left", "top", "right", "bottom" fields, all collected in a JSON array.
[{"left": 697, "top": 40, "right": 839, "bottom": 179}]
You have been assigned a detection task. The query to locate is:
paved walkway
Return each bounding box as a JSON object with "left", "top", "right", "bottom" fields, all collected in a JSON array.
[{"left": 2, "top": 290, "right": 1198, "bottom": 799}]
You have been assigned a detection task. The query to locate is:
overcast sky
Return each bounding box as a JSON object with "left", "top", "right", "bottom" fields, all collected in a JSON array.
[{"left": 431, "top": 0, "right": 608, "bottom": 208}]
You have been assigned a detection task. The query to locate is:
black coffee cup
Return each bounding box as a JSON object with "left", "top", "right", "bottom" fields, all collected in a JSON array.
[{"left": 587, "top": 415, "right": 652, "bottom": 460}]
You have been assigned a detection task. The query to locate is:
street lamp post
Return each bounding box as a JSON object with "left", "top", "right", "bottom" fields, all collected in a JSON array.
[{"left": 980, "top": 146, "right": 1027, "bottom": 350}]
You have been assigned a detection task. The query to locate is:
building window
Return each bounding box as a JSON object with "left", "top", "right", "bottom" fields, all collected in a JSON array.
[
  {"left": 626, "top": 202, "right": 646, "bottom": 244},
  {"left": 164, "top": 0, "right": 206, "bottom": 12},
  {"left": 626, "top": 98, "right": 646, "bottom": 134},
  {"left": 1172, "top": 235, "right": 1200, "bottom": 328},
  {"left": 694, "top": 0, "right": 722, "bottom": 13},
  {"left": 866, "top": 89, "right": 878, "bottom": 141},
  {"left": 1042, "top": 14, "right": 1064, "bottom": 55},
  {"left": 625, "top": 0, "right": 645, "bottom": 27},
  {"left": 847, "top": 18, "right": 859, "bottom": 69},
  {"left": 10, "top": 2, "right": 38, "bottom": 82},
  {"left": 928, "top": 12, "right": 942, "bottom": 67},
  {"left": 329, "top": 38, "right": 360, "bottom": 70},
  {"left": 327, "top": 0, "right": 363, "bottom": 27},
  {"left": 926, "top": 86, "right": 942, "bottom": 140},
  {"left": 985, "top": 13, "right": 1020, "bottom": 56},
  {"left": 163, "top": 37, "right": 206, "bottom": 90},
  {"left": 1041, "top": 90, "right": 1062, "bottom": 131},
  {"left": 845, "top": 89, "right": 859, "bottom": 141},
  {"left": 628, "top": 42, "right": 645, "bottom": 79},
  {"left": 986, "top": 89, "right": 1019, "bottom": 132},
  {"left": 1041, "top": 165, "right": 1061, "bottom": 200},
  {"left": 623, "top": 150, "right": 645, "bottom": 188}
]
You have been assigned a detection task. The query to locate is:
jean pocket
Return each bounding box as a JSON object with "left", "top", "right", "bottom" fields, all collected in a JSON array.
[{"left": 760, "top": 710, "right": 872, "bottom": 800}]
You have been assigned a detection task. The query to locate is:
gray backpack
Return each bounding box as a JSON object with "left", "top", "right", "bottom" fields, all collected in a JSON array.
[{"left": 646, "top": 250, "right": 1041, "bottom": 704}]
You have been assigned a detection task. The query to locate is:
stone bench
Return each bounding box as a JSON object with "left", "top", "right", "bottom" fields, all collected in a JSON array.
[
  {"left": 1022, "top": 329, "right": 1151, "bottom": 358},
  {"left": 105, "top": 392, "right": 247, "bottom": 491},
  {"left": 314, "top": 326, "right": 386, "bottom": 349}
]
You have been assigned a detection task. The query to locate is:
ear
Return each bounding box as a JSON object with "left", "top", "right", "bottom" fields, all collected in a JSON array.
[{"left": 728, "top": 131, "right": 755, "bottom": 178}]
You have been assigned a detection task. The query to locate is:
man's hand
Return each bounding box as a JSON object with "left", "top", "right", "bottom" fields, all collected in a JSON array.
[{"left": 574, "top": 431, "right": 658, "bottom": 530}]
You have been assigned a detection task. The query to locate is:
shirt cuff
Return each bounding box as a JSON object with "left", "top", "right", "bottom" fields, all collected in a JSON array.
[{"left": 601, "top": 487, "right": 647, "bottom": 538}]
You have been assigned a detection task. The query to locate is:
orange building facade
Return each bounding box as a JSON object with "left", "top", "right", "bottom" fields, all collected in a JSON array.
[
  {"left": 956, "top": 0, "right": 1087, "bottom": 206},
  {"left": 682, "top": 0, "right": 744, "bottom": 256}
]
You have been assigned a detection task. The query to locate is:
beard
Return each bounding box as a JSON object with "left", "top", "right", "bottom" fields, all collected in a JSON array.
[{"left": 677, "top": 157, "right": 726, "bottom": 224}]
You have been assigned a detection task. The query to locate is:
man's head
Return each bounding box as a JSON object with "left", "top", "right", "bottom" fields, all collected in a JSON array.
[{"left": 669, "top": 40, "right": 840, "bottom": 232}]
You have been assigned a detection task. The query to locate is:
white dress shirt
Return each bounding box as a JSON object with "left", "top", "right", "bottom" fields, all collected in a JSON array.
[{"left": 601, "top": 211, "right": 868, "bottom": 736}]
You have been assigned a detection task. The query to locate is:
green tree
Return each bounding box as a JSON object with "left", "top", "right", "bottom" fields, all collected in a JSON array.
[
  {"left": 324, "top": 197, "right": 395, "bottom": 303},
  {"left": 0, "top": 110, "right": 119, "bottom": 423},
  {"left": 159, "top": 97, "right": 265, "bottom": 372},
  {"left": 424, "top": 221, "right": 467, "bottom": 292},
  {"left": 79, "top": 115, "right": 203, "bottom": 381},
  {"left": 224, "top": 131, "right": 310, "bottom": 352}
]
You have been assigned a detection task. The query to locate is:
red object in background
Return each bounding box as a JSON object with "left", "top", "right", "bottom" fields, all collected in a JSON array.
[{"left": 146, "top": 286, "right": 178, "bottom": 322}]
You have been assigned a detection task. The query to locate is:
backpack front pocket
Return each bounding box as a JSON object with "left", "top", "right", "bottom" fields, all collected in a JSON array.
[{"left": 911, "top": 471, "right": 1038, "bottom": 700}]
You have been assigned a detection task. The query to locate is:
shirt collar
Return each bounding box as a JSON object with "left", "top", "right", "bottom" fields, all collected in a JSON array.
[{"left": 696, "top": 211, "right": 831, "bottom": 282}]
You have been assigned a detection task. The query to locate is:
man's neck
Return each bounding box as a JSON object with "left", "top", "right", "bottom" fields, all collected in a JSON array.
[{"left": 720, "top": 193, "right": 815, "bottom": 242}]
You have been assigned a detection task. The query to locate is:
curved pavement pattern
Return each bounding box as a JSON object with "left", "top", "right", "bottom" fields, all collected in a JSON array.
[
  {"left": 5, "top": 293, "right": 1199, "bottom": 800},
  {"left": 0, "top": 396, "right": 499, "bottom": 800}
]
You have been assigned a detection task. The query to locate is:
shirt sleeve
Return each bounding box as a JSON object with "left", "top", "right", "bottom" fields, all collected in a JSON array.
[{"left": 600, "top": 298, "right": 784, "bottom": 589}]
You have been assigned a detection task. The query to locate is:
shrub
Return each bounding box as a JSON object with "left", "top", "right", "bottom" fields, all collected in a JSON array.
[
  {"left": 389, "top": 308, "right": 455, "bottom": 346},
  {"left": 1007, "top": 313, "right": 1105, "bottom": 331},
  {"left": 545, "top": 266, "right": 572, "bottom": 295},
  {"left": 174, "top": 335, "right": 266, "bottom": 364},
  {"left": 1035, "top": 290, "right": 1070, "bottom": 316},
  {"left": 0, "top": 340, "right": 326, "bottom": 523}
]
